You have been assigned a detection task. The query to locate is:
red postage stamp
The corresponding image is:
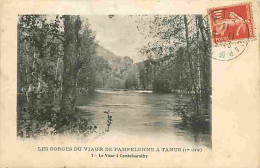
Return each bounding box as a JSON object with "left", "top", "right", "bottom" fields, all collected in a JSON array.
[{"left": 208, "top": 3, "right": 255, "bottom": 43}]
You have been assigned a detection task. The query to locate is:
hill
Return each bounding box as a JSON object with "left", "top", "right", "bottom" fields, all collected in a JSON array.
[
  {"left": 96, "top": 45, "right": 119, "bottom": 62},
  {"left": 95, "top": 45, "right": 135, "bottom": 89}
]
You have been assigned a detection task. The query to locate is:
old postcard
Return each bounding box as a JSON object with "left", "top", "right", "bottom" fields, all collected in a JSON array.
[{"left": 0, "top": 0, "right": 259, "bottom": 167}]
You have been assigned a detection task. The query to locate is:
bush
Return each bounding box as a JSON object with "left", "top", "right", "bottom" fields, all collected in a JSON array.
[
  {"left": 18, "top": 104, "right": 113, "bottom": 138},
  {"left": 152, "top": 77, "right": 171, "bottom": 93}
]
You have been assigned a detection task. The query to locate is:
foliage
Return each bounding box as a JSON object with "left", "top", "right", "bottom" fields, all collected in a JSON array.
[
  {"left": 17, "top": 15, "right": 112, "bottom": 138},
  {"left": 77, "top": 21, "right": 98, "bottom": 93},
  {"left": 137, "top": 15, "right": 212, "bottom": 125},
  {"left": 136, "top": 61, "right": 152, "bottom": 90},
  {"left": 18, "top": 105, "right": 113, "bottom": 138},
  {"left": 125, "top": 66, "right": 138, "bottom": 89},
  {"left": 152, "top": 74, "right": 171, "bottom": 93}
]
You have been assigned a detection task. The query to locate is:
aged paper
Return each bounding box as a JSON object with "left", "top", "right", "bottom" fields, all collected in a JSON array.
[{"left": 0, "top": 0, "right": 259, "bottom": 167}]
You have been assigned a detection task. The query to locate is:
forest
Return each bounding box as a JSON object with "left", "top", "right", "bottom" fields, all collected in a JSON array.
[
  {"left": 136, "top": 15, "right": 212, "bottom": 129},
  {"left": 18, "top": 15, "right": 113, "bottom": 137},
  {"left": 17, "top": 15, "right": 211, "bottom": 138}
]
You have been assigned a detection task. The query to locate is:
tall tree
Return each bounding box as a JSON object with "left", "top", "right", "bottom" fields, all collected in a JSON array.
[
  {"left": 137, "top": 15, "right": 211, "bottom": 123},
  {"left": 60, "top": 15, "right": 81, "bottom": 114},
  {"left": 77, "top": 21, "right": 98, "bottom": 93}
]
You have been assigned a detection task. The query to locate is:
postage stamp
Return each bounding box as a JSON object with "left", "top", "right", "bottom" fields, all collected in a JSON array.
[
  {"left": 207, "top": 3, "right": 256, "bottom": 61},
  {"left": 208, "top": 3, "right": 255, "bottom": 43}
]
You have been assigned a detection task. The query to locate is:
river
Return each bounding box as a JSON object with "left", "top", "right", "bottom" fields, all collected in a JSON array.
[{"left": 75, "top": 90, "right": 211, "bottom": 148}]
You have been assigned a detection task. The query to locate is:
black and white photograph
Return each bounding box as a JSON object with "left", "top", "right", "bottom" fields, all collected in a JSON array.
[
  {"left": 0, "top": 0, "right": 259, "bottom": 167},
  {"left": 17, "top": 14, "right": 212, "bottom": 148}
]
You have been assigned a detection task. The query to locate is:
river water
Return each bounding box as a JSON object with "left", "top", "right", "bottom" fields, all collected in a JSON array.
[{"left": 75, "top": 90, "right": 211, "bottom": 148}]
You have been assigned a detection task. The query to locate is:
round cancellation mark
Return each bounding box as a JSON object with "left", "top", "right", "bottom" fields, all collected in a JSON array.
[{"left": 211, "top": 39, "right": 248, "bottom": 61}]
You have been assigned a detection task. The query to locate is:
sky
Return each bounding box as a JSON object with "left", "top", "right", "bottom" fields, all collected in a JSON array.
[{"left": 85, "top": 15, "right": 150, "bottom": 63}]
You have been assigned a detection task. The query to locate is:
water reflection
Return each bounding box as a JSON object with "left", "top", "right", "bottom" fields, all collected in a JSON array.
[{"left": 75, "top": 90, "right": 211, "bottom": 147}]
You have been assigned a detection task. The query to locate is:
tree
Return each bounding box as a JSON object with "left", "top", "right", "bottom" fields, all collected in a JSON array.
[
  {"left": 77, "top": 21, "right": 98, "bottom": 93},
  {"left": 17, "top": 15, "right": 65, "bottom": 134},
  {"left": 125, "top": 66, "right": 138, "bottom": 89},
  {"left": 137, "top": 15, "right": 211, "bottom": 124},
  {"left": 17, "top": 15, "right": 109, "bottom": 137},
  {"left": 95, "top": 56, "right": 111, "bottom": 88},
  {"left": 60, "top": 15, "right": 81, "bottom": 115}
]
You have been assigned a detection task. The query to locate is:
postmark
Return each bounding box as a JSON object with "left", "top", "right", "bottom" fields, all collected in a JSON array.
[{"left": 207, "top": 3, "right": 256, "bottom": 61}]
